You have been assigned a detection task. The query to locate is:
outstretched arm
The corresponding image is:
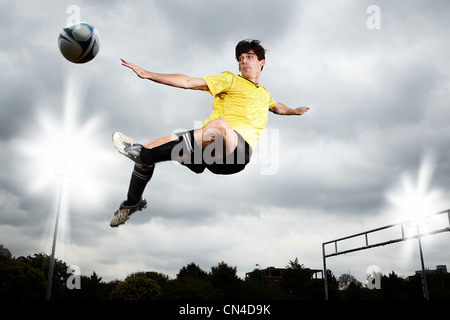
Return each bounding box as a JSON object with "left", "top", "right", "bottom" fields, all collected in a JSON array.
[
  {"left": 121, "top": 58, "right": 208, "bottom": 91},
  {"left": 269, "top": 102, "right": 310, "bottom": 116}
]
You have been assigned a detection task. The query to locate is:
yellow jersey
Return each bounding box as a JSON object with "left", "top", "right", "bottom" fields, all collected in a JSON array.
[{"left": 201, "top": 72, "right": 276, "bottom": 149}]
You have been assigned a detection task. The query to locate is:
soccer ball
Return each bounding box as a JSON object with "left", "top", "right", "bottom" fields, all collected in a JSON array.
[{"left": 58, "top": 22, "right": 100, "bottom": 63}]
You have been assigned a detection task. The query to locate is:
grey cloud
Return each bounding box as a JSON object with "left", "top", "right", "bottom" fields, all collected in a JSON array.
[
  {"left": 154, "top": 0, "right": 300, "bottom": 49},
  {"left": 1, "top": 0, "right": 449, "bottom": 283}
]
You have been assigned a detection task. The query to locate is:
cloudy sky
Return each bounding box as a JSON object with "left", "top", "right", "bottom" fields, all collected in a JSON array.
[{"left": 1, "top": 0, "right": 450, "bottom": 286}]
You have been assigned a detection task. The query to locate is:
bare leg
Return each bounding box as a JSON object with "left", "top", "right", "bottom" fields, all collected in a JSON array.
[
  {"left": 143, "top": 133, "right": 179, "bottom": 149},
  {"left": 111, "top": 119, "right": 240, "bottom": 226},
  {"left": 140, "top": 119, "right": 238, "bottom": 164},
  {"left": 195, "top": 118, "right": 238, "bottom": 153}
]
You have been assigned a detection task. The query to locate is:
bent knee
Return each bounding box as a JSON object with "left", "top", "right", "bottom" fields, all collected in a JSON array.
[
  {"left": 203, "top": 119, "right": 233, "bottom": 139},
  {"left": 202, "top": 119, "right": 237, "bottom": 151},
  {"left": 204, "top": 118, "right": 231, "bottom": 131}
]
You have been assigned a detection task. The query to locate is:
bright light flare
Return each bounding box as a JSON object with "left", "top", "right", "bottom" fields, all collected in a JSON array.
[
  {"left": 15, "top": 65, "right": 114, "bottom": 254},
  {"left": 25, "top": 109, "right": 100, "bottom": 192},
  {"left": 386, "top": 153, "right": 444, "bottom": 223},
  {"left": 18, "top": 67, "right": 109, "bottom": 197},
  {"left": 385, "top": 152, "right": 447, "bottom": 265}
]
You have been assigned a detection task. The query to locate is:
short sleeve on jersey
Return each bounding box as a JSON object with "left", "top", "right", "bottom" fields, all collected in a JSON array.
[{"left": 202, "top": 72, "right": 234, "bottom": 96}]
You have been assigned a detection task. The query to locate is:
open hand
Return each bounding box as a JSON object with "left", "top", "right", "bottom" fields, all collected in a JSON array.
[
  {"left": 121, "top": 58, "right": 148, "bottom": 79},
  {"left": 295, "top": 106, "right": 310, "bottom": 115}
]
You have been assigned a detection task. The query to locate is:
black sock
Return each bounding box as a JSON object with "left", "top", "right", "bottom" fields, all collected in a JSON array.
[
  {"left": 140, "top": 130, "right": 196, "bottom": 165},
  {"left": 125, "top": 165, "right": 154, "bottom": 206}
]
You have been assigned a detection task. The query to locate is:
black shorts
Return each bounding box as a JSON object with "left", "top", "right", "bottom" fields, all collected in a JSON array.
[{"left": 181, "top": 131, "right": 252, "bottom": 175}]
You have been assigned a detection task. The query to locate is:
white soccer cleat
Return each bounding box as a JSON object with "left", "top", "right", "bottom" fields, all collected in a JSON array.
[{"left": 112, "top": 131, "right": 147, "bottom": 166}]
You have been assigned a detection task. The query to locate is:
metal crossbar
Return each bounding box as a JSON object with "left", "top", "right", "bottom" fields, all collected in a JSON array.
[{"left": 322, "top": 209, "right": 450, "bottom": 300}]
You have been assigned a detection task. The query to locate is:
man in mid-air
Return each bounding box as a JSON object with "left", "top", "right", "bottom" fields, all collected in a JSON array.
[{"left": 110, "top": 39, "right": 309, "bottom": 227}]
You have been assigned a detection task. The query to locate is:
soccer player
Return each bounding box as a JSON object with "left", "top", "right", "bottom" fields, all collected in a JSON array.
[{"left": 110, "top": 39, "right": 309, "bottom": 227}]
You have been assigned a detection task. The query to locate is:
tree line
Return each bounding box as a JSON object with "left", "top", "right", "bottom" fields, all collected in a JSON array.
[{"left": 0, "top": 253, "right": 449, "bottom": 300}]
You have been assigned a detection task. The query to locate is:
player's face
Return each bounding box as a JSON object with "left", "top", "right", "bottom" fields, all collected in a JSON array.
[{"left": 238, "top": 50, "right": 265, "bottom": 80}]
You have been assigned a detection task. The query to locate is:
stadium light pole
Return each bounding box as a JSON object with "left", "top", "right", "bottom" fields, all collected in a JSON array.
[
  {"left": 46, "top": 148, "right": 73, "bottom": 300},
  {"left": 44, "top": 129, "right": 84, "bottom": 299},
  {"left": 46, "top": 177, "right": 65, "bottom": 300},
  {"left": 45, "top": 147, "right": 82, "bottom": 299},
  {"left": 41, "top": 66, "right": 91, "bottom": 299}
]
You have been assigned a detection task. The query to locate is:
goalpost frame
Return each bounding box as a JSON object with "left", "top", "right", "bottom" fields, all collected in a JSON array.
[{"left": 322, "top": 209, "right": 450, "bottom": 300}]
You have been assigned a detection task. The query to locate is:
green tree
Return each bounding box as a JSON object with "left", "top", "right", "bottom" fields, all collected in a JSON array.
[
  {"left": 18, "top": 253, "right": 69, "bottom": 299},
  {"left": 337, "top": 273, "right": 361, "bottom": 291},
  {"left": 110, "top": 276, "right": 161, "bottom": 300},
  {"left": 159, "top": 262, "right": 221, "bottom": 300},
  {"left": 324, "top": 269, "right": 339, "bottom": 300},
  {"left": 242, "top": 274, "right": 289, "bottom": 300},
  {"left": 280, "top": 258, "right": 316, "bottom": 299},
  {"left": 428, "top": 270, "right": 450, "bottom": 300},
  {"left": 177, "top": 262, "right": 208, "bottom": 280},
  {"left": 64, "top": 271, "right": 111, "bottom": 300},
  {"left": 380, "top": 271, "right": 409, "bottom": 300},
  {"left": 126, "top": 271, "right": 170, "bottom": 289},
  {"left": 208, "top": 261, "right": 243, "bottom": 299},
  {"left": 161, "top": 278, "right": 222, "bottom": 300},
  {"left": 0, "top": 257, "right": 46, "bottom": 299}
]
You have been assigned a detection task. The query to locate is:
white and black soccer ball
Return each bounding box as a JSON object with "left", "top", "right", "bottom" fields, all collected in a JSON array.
[{"left": 58, "top": 22, "right": 100, "bottom": 64}]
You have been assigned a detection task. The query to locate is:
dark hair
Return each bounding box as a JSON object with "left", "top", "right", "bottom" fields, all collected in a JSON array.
[{"left": 235, "top": 39, "right": 266, "bottom": 62}]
